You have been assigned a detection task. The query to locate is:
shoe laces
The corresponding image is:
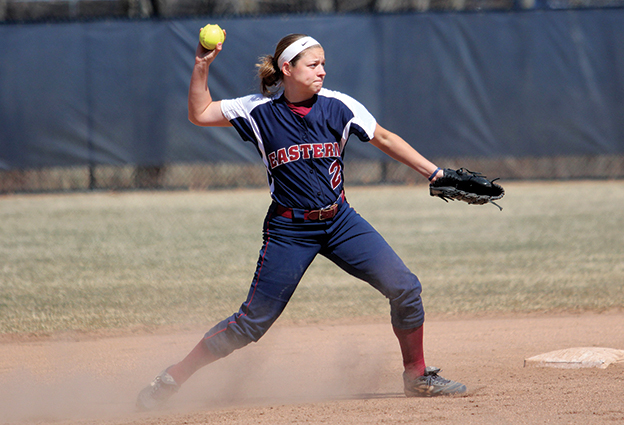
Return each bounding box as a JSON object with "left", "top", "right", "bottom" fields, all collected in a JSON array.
[
  {"left": 422, "top": 367, "right": 451, "bottom": 386},
  {"left": 150, "top": 375, "right": 178, "bottom": 400}
]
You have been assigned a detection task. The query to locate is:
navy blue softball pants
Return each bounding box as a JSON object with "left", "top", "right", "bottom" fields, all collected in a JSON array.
[{"left": 203, "top": 195, "right": 425, "bottom": 358}]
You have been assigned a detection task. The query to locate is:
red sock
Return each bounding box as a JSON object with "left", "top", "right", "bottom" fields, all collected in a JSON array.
[
  {"left": 167, "top": 338, "right": 219, "bottom": 386},
  {"left": 393, "top": 325, "right": 426, "bottom": 378}
]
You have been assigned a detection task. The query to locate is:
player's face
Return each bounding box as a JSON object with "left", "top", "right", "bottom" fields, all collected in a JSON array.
[{"left": 284, "top": 47, "right": 326, "bottom": 100}]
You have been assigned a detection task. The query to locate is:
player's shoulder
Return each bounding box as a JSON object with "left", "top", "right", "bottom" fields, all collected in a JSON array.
[
  {"left": 318, "top": 88, "right": 373, "bottom": 119},
  {"left": 226, "top": 93, "right": 272, "bottom": 110},
  {"left": 221, "top": 93, "right": 272, "bottom": 119},
  {"left": 318, "top": 88, "right": 356, "bottom": 104}
]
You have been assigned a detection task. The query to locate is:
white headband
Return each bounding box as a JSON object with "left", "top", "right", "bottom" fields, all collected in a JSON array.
[{"left": 277, "top": 36, "right": 321, "bottom": 70}]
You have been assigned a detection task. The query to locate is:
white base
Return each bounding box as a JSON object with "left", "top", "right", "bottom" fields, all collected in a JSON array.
[{"left": 524, "top": 347, "right": 624, "bottom": 369}]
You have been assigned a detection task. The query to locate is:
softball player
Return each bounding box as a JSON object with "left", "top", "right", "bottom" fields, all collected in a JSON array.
[{"left": 137, "top": 32, "right": 466, "bottom": 410}]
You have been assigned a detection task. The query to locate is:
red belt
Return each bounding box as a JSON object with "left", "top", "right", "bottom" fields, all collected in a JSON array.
[
  {"left": 274, "top": 193, "right": 344, "bottom": 221},
  {"left": 275, "top": 203, "right": 338, "bottom": 221}
]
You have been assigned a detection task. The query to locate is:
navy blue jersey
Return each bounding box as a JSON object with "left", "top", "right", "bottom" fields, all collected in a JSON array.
[{"left": 221, "top": 88, "right": 377, "bottom": 210}]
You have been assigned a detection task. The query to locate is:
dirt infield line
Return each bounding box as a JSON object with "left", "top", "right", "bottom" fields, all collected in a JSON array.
[{"left": 1, "top": 312, "right": 623, "bottom": 424}]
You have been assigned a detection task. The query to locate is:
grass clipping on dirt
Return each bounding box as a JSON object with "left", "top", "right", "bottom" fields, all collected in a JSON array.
[{"left": 1, "top": 181, "right": 623, "bottom": 335}]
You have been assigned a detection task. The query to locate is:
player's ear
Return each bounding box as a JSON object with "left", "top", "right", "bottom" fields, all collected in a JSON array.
[{"left": 282, "top": 62, "right": 292, "bottom": 77}]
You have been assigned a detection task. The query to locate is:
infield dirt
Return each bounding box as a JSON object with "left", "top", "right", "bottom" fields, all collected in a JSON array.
[{"left": 1, "top": 311, "right": 623, "bottom": 425}]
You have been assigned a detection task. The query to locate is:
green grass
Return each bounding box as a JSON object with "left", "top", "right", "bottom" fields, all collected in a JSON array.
[{"left": 1, "top": 181, "right": 623, "bottom": 335}]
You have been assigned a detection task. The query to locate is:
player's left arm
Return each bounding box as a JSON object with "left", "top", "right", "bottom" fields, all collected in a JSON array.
[{"left": 370, "top": 123, "right": 442, "bottom": 181}]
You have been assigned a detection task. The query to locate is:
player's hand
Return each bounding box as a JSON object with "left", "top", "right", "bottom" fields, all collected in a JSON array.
[{"left": 195, "top": 29, "right": 226, "bottom": 65}]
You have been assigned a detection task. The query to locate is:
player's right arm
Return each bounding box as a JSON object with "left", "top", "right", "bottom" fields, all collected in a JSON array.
[{"left": 188, "top": 40, "right": 232, "bottom": 127}]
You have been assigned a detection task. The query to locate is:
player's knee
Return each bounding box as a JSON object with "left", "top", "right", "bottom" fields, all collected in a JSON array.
[
  {"left": 388, "top": 277, "right": 424, "bottom": 327},
  {"left": 386, "top": 272, "right": 422, "bottom": 302}
]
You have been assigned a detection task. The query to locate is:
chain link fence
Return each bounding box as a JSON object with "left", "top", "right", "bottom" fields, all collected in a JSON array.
[{"left": 1, "top": 155, "right": 623, "bottom": 193}]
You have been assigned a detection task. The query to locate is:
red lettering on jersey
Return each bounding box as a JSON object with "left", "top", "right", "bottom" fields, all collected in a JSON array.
[
  {"left": 288, "top": 145, "right": 300, "bottom": 162},
  {"left": 324, "top": 143, "right": 335, "bottom": 157},
  {"left": 268, "top": 152, "right": 278, "bottom": 169},
  {"left": 313, "top": 144, "right": 324, "bottom": 158},
  {"left": 300, "top": 144, "right": 313, "bottom": 159},
  {"left": 269, "top": 141, "right": 342, "bottom": 169},
  {"left": 277, "top": 148, "right": 288, "bottom": 166}
]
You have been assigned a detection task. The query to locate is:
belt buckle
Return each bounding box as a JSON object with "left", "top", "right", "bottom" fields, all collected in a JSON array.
[{"left": 318, "top": 203, "right": 337, "bottom": 221}]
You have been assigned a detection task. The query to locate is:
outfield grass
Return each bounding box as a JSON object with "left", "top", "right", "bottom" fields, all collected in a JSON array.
[{"left": 1, "top": 181, "right": 623, "bottom": 334}]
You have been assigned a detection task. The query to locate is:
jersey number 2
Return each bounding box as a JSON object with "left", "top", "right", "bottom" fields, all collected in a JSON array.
[{"left": 329, "top": 160, "right": 342, "bottom": 190}]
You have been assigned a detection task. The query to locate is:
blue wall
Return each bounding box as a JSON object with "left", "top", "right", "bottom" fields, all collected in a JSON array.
[{"left": 1, "top": 10, "right": 623, "bottom": 169}]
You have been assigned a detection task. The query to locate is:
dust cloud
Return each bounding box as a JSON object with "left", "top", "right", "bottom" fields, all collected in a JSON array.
[{"left": 0, "top": 323, "right": 401, "bottom": 423}]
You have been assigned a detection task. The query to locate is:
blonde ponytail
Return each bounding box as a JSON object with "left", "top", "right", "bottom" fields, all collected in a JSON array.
[{"left": 256, "top": 54, "right": 281, "bottom": 97}]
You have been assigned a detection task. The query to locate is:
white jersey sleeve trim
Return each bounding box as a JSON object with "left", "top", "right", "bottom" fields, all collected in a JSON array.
[{"left": 220, "top": 93, "right": 271, "bottom": 121}]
